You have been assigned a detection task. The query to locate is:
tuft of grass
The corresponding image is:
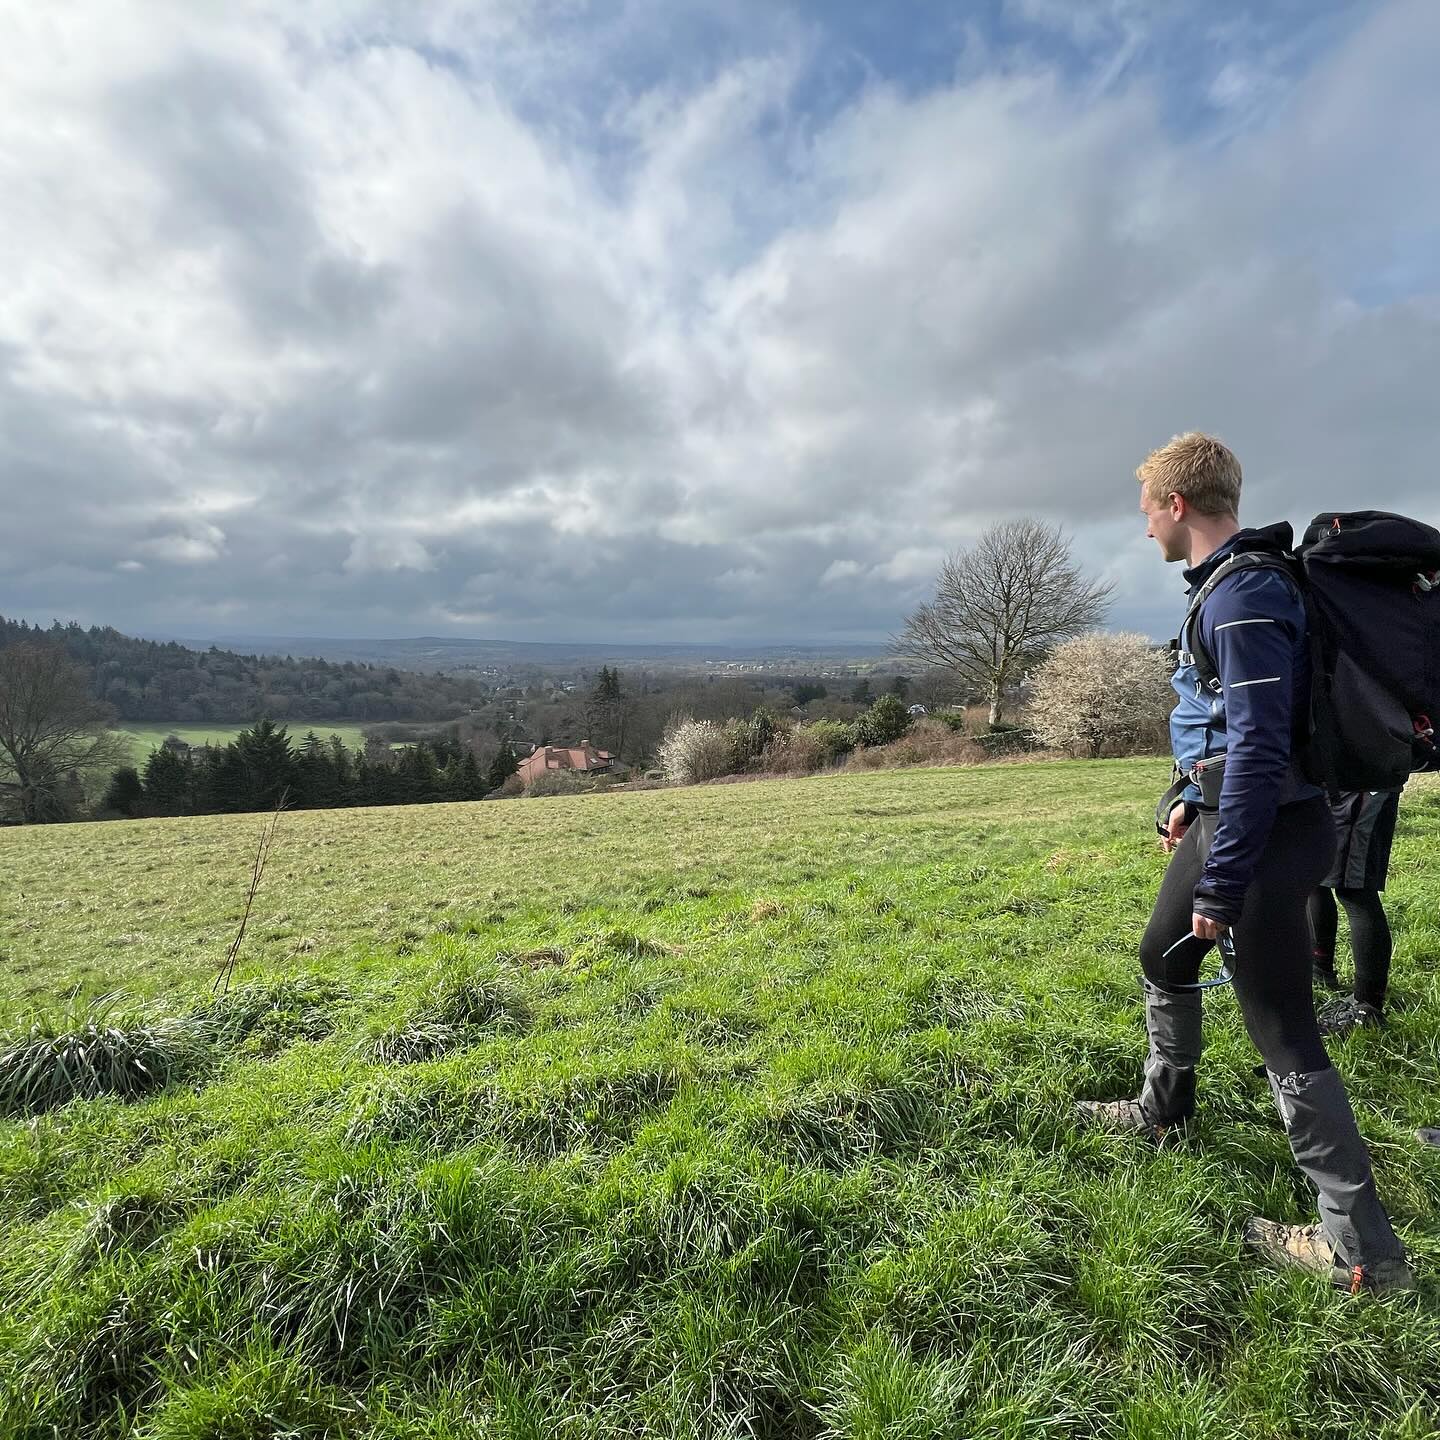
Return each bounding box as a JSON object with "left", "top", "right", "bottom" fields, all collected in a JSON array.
[
  {"left": 193, "top": 974, "right": 350, "bottom": 1054},
  {"left": 59, "top": 1188, "right": 193, "bottom": 1279},
  {"left": 364, "top": 967, "right": 532, "bottom": 1067},
  {"left": 0, "top": 994, "right": 213, "bottom": 1117},
  {"left": 368, "top": 1017, "right": 469, "bottom": 1066},
  {"left": 433, "top": 972, "right": 532, "bottom": 1032}
]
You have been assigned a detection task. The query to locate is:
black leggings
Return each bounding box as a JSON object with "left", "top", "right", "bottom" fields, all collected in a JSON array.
[
  {"left": 1308, "top": 886, "right": 1392, "bottom": 1010},
  {"left": 1141, "top": 796, "right": 1335, "bottom": 1076}
]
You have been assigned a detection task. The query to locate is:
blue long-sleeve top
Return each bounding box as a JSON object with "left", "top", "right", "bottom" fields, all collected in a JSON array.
[{"left": 1168, "top": 529, "right": 1321, "bottom": 924}]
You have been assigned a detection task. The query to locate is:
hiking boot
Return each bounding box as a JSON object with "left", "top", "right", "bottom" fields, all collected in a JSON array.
[
  {"left": 1418, "top": 1127, "right": 1440, "bottom": 1149},
  {"left": 1316, "top": 997, "right": 1384, "bottom": 1036},
  {"left": 1076, "top": 1098, "right": 1181, "bottom": 1146},
  {"left": 1242, "top": 1218, "right": 1416, "bottom": 1294},
  {"left": 1313, "top": 958, "right": 1344, "bottom": 992}
]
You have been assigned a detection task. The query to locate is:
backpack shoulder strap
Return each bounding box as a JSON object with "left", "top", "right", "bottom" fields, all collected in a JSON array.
[{"left": 1177, "top": 551, "right": 1299, "bottom": 694}]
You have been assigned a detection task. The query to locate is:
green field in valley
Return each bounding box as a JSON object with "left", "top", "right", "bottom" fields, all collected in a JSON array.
[
  {"left": 1, "top": 759, "right": 1439, "bottom": 1437},
  {"left": 113, "top": 722, "right": 375, "bottom": 768}
]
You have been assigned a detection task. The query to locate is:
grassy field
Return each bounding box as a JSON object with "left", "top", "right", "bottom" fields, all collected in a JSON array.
[
  {"left": 113, "top": 723, "right": 374, "bottom": 768},
  {"left": 1, "top": 759, "right": 1438, "bottom": 1437}
]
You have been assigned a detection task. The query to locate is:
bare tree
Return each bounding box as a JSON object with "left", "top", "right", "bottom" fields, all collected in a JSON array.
[
  {"left": 893, "top": 518, "right": 1114, "bottom": 727},
  {"left": 0, "top": 642, "right": 125, "bottom": 822}
]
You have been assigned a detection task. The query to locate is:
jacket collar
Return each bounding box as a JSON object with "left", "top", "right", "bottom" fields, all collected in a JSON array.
[{"left": 1183, "top": 521, "right": 1294, "bottom": 592}]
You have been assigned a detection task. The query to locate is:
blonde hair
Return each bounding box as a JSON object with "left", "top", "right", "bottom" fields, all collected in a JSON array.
[{"left": 1136, "top": 432, "right": 1242, "bottom": 516}]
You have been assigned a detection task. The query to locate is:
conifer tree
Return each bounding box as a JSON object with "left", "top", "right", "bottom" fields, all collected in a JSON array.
[
  {"left": 142, "top": 745, "right": 192, "bottom": 815},
  {"left": 487, "top": 743, "right": 519, "bottom": 791},
  {"left": 102, "top": 766, "right": 145, "bottom": 818}
]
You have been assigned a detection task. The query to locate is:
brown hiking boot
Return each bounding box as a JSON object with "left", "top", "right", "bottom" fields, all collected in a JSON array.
[
  {"left": 1075, "top": 1098, "right": 1181, "bottom": 1146},
  {"left": 1242, "top": 1218, "right": 1416, "bottom": 1294}
]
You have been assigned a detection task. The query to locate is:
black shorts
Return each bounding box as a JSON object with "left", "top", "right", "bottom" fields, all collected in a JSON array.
[{"left": 1322, "top": 789, "right": 1401, "bottom": 891}]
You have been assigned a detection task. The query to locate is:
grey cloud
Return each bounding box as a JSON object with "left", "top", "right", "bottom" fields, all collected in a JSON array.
[{"left": 3, "top": 0, "right": 1439, "bottom": 649}]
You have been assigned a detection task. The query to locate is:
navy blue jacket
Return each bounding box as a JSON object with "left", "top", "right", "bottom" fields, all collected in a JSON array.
[{"left": 1169, "top": 528, "right": 1321, "bottom": 924}]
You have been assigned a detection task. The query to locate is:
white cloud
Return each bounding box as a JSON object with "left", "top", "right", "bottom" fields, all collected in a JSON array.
[
  {"left": 820, "top": 559, "right": 862, "bottom": 586},
  {"left": 342, "top": 535, "right": 436, "bottom": 575},
  {"left": 136, "top": 523, "right": 226, "bottom": 566}
]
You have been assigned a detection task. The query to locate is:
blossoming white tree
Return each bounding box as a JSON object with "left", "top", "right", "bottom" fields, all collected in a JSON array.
[{"left": 1028, "top": 632, "right": 1173, "bottom": 758}]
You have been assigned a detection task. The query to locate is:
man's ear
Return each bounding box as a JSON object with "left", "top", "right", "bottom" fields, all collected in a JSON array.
[{"left": 1168, "top": 493, "right": 1187, "bottom": 522}]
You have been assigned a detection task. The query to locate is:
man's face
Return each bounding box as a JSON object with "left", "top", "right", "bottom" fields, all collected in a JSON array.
[{"left": 1142, "top": 492, "right": 1187, "bottom": 563}]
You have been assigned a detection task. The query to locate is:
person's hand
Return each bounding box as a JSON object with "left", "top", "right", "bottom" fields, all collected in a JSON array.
[
  {"left": 1160, "top": 802, "right": 1189, "bottom": 854},
  {"left": 1192, "top": 912, "right": 1228, "bottom": 942}
]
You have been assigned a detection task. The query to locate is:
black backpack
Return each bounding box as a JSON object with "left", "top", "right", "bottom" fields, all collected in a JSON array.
[{"left": 1181, "top": 511, "right": 1440, "bottom": 793}]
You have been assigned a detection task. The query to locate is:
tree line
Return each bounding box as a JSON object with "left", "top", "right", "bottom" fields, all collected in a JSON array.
[
  {"left": 3, "top": 517, "right": 1118, "bottom": 823},
  {"left": 101, "top": 720, "right": 521, "bottom": 820},
  {"left": 0, "top": 616, "right": 489, "bottom": 723}
]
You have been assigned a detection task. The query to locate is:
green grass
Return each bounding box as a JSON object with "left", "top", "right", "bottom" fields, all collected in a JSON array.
[
  {"left": 112, "top": 723, "right": 373, "bottom": 768},
  {"left": 1, "top": 759, "right": 1438, "bottom": 1438}
]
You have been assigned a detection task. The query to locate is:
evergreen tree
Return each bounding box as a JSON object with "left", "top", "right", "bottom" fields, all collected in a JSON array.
[
  {"left": 233, "top": 718, "right": 297, "bottom": 809},
  {"left": 398, "top": 743, "right": 442, "bottom": 803},
  {"left": 327, "top": 733, "right": 355, "bottom": 795},
  {"left": 353, "top": 751, "right": 377, "bottom": 806},
  {"left": 102, "top": 767, "right": 145, "bottom": 818},
  {"left": 455, "top": 750, "right": 486, "bottom": 801},
  {"left": 586, "top": 665, "right": 632, "bottom": 756},
  {"left": 193, "top": 744, "right": 247, "bottom": 813},
  {"left": 487, "top": 743, "right": 519, "bottom": 791},
  {"left": 854, "top": 693, "right": 912, "bottom": 746},
  {"left": 142, "top": 745, "right": 192, "bottom": 815},
  {"left": 592, "top": 666, "right": 622, "bottom": 704},
  {"left": 293, "top": 731, "right": 342, "bottom": 808}
]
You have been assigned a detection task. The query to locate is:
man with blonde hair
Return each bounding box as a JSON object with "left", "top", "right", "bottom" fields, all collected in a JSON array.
[{"left": 1079, "top": 431, "right": 1412, "bottom": 1294}]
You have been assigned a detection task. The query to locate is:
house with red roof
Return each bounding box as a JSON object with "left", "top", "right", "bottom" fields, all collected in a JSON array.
[{"left": 515, "top": 739, "right": 614, "bottom": 785}]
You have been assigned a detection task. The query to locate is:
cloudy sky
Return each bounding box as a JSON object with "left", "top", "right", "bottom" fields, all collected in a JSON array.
[{"left": 3, "top": 0, "right": 1438, "bottom": 646}]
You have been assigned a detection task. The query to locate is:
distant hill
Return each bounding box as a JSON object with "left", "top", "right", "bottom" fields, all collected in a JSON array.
[
  {"left": 206, "top": 633, "right": 893, "bottom": 673},
  {"left": 0, "top": 616, "right": 487, "bottom": 725}
]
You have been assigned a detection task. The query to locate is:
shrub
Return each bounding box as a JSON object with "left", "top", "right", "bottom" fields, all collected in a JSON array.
[
  {"left": 762, "top": 718, "right": 858, "bottom": 775},
  {"left": 844, "top": 717, "right": 985, "bottom": 770},
  {"left": 525, "top": 769, "right": 596, "bottom": 798},
  {"left": 724, "top": 709, "right": 780, "bottom": 772},
  {"left": 1028, "top": 631, "right": 1173, "bottom": 758},
  {"left": 806, "top": 719, "right": 857, "bottom": 762},
  {"left": 854, "top": 693, "right": 912, "bottom": 748},
  {"left": 973, "top": 722, "right": 1042, "bottom": 757},
  {"left": 762, "top": 727, "right": 819, "bottom": 775},
  {"left": 658, "top": 717, "right": 734, "bottom": 785}
]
